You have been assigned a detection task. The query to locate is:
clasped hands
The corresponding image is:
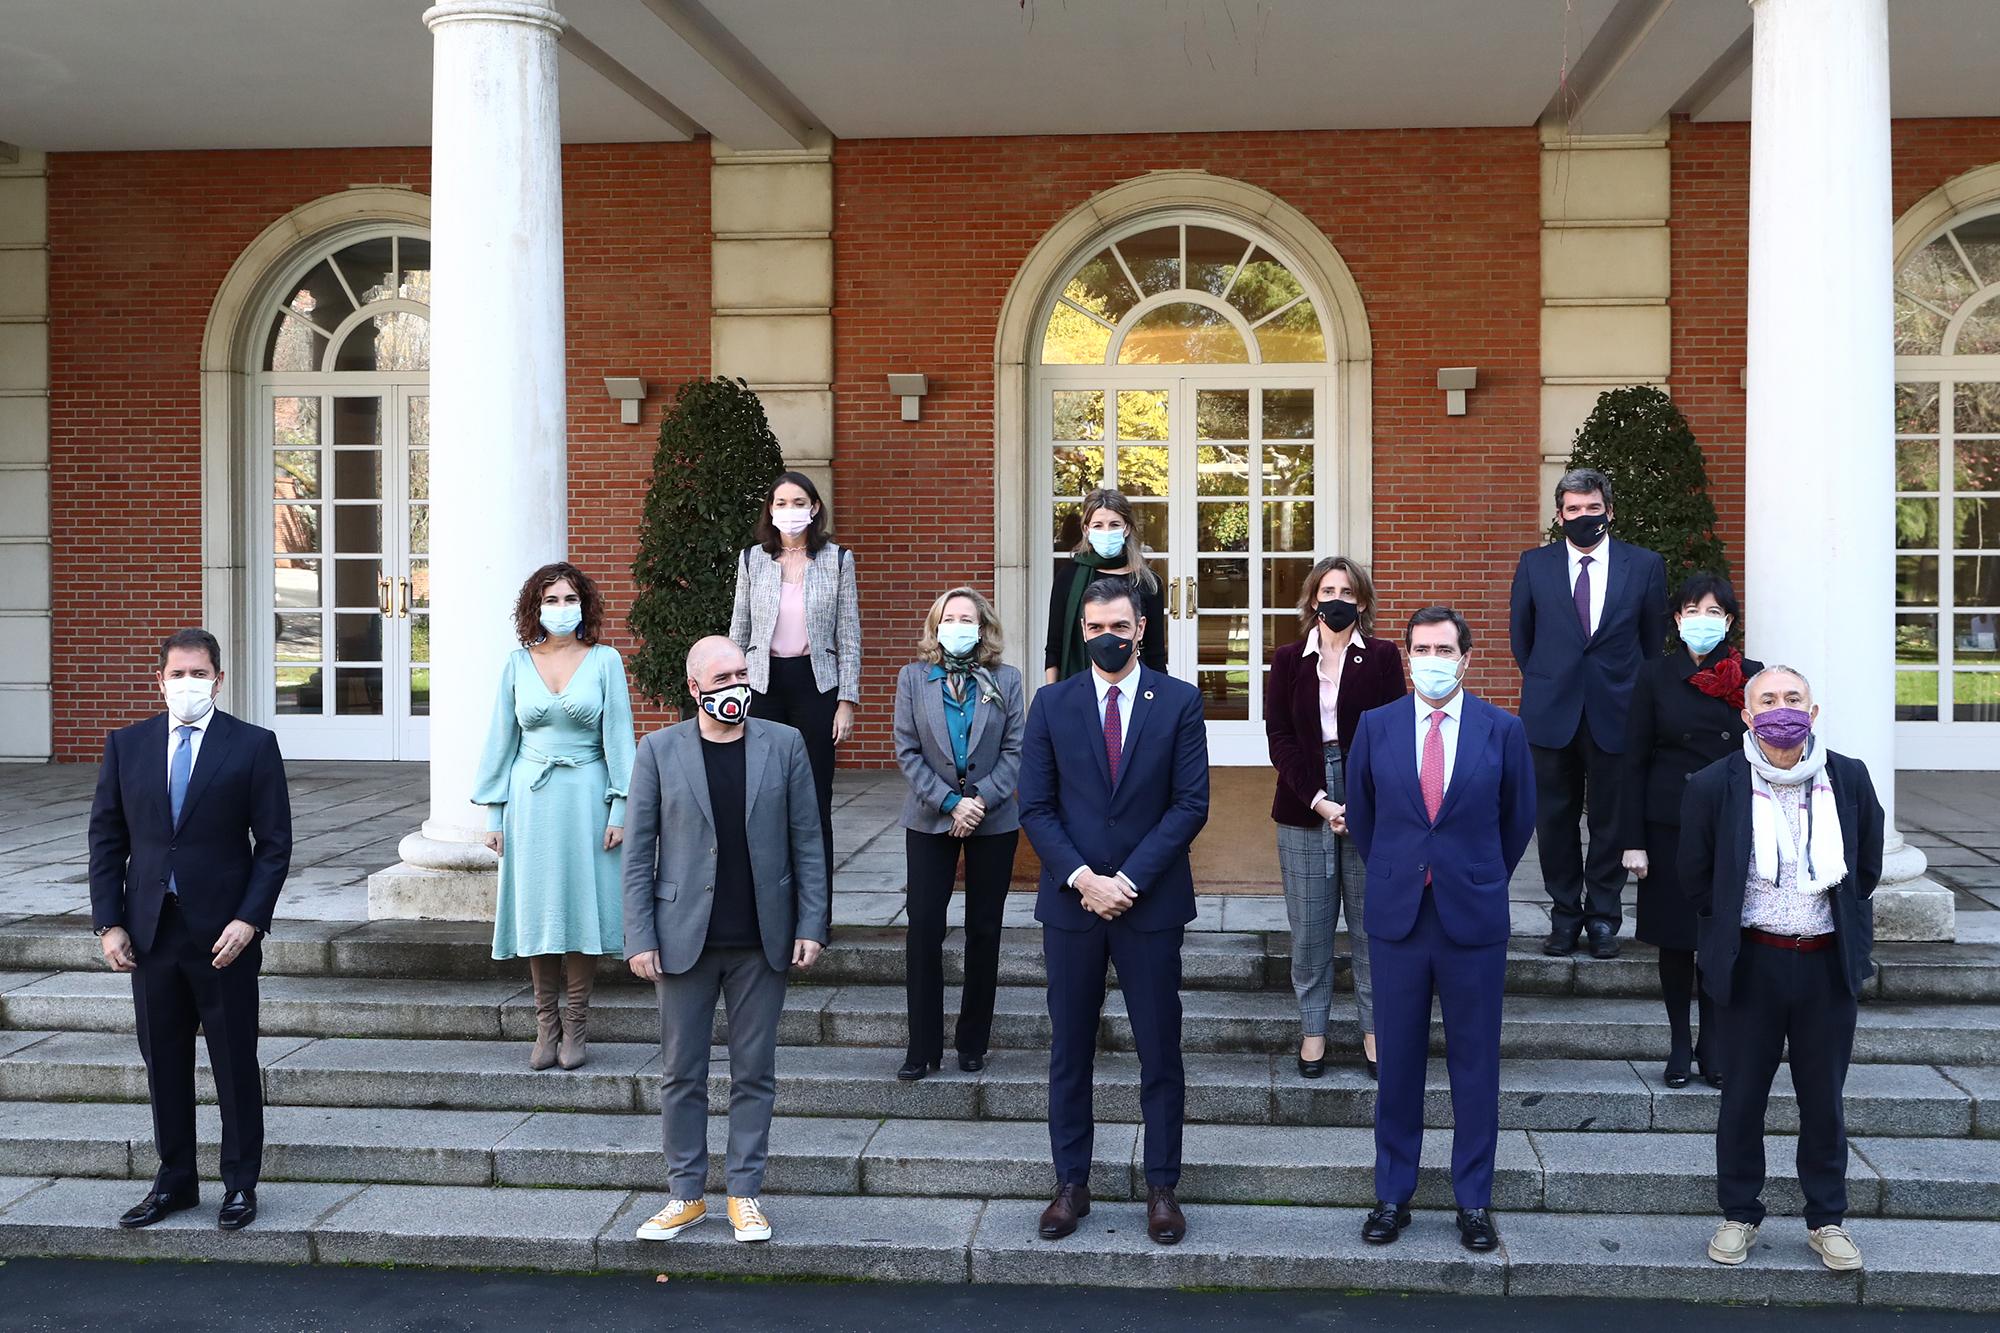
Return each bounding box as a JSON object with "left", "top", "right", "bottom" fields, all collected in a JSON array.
[
  {"left": 948, "top": 796, "right": 987, "bottom": 838},
  {"left": 1312, "top": 797, "right": 1348, "bottom": 836},
  {"left": 1075, "top": 869, "right": 1136, "bottom": 920}
]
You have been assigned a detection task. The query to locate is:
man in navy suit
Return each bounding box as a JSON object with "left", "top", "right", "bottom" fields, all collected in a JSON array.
[
  {"left": 1509, "top": 468, "right": 1667, "bottom": 959},
  {"left": 1019, "top": 577, "right": 1209, "bottom": 1246},
  {"left": 89, "top": 629, "right": 291, "bottom": 1232},
  {"left": 1345, "top": 606, "right": 1535, "bottom": 1253}
]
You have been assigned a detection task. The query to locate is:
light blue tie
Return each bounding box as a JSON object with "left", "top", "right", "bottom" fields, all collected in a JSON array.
[{"left": 168, "top": 725, "right": 193, "bottom": 896}]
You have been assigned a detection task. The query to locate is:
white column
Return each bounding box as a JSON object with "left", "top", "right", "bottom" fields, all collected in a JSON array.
[
  {"left": 1743, "top": 0, "right": 1950, "bottom": 939},
  {"left": 371, "top": 1, "right": 569, "bottom": 918}
]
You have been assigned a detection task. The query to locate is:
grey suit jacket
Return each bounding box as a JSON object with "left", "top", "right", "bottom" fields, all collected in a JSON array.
[
  {"left": 729, "top": 542, "right": 863, "bottom": 703},
  {"left": 620, "top": 718, "right": 831, "bottom": 976},
  {"left": 892, "top": 660, "right": 1026, "bottom": 836}
]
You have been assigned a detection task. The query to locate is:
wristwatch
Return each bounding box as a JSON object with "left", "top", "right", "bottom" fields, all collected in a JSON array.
[{"left": 93, "top": 924, "right": 119, "bottom": 937}]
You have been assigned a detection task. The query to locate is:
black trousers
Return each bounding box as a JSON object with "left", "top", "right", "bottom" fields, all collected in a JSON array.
[
  {"left": 1714, "top": 940, "right": 1858, "bottom": 1229},
  {"left": 754, "top": 656, "right": 839, "bottom": 881},
  {"left": 903, "top": 828, "right": 1018, "bottom": 1064},
  {"left": 132, "top": 896, "right": 264, "bottom": 1195},
  {"left": 1531, "top": 730, "right": 1626, "bottom": 937}
]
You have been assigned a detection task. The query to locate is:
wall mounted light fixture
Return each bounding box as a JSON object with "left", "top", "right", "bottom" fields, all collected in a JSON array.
[
  {"left": 887, "top": 373, "right": 930, "bottom": 421},
  {"left": 1436, "top": 367, "right": 1478, "bottom": 416},
  {"left": 603, "top": 376, "right": 648, "bottom": 425}
]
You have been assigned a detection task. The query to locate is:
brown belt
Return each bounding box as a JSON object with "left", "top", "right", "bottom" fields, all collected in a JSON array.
[{"left": 1743, "top": 927, "right": 1835, "bottom": 953}]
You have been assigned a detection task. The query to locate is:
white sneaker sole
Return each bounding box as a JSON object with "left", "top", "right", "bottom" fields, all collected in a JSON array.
[
  {"left": 732, "top": 1223, "right": 772, "bottom": 1242},
  {"left": 1809, "top": 1235, "right": 1862, "bottom": 1272},
  {"left": 636, "top": 1212, "right": 706, "bottom": 1242}
]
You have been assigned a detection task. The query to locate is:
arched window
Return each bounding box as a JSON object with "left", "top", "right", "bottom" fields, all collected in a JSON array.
[
  {"left": 1894, "top": 210, "right": 2000, "bottom": 757},
  {"left": 1040, "top": 223, "right": 1326, "bottom": 367},
  {"left": 265, "top": 232, "right": 431, "bottom": 373}
]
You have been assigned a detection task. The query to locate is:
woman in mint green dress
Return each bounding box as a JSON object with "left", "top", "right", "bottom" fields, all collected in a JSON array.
[{"left": 474, "top": 562, "right": 635, "bottom": 1072}]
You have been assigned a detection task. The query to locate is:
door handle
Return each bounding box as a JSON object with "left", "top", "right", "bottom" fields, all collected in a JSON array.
[
  {"left": 1185, "top": 575, "right": 1199, "bottom": 616},
  {"left": 377, "top": 574, "right": 392, "bottom": 617},
  {"left": 1167, "top": 577, "right": 1181, "bottom": 619},
  {"left": 395, "top": 576, "right": 411, "bottom": 618}
]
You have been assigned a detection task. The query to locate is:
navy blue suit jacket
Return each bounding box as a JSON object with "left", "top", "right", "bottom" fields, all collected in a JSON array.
[
  {"left": 1345, "top": 692, "right": 1536, "bottom": 948},
  {"left": 1018, "top": 665, "right": 1209, "bottom": 933},
  {"left": 1507, "top": 536, "right": 1668, "bottom": 752},
  {"left": 88, "top": 711, "right": 293, "bottom": 953}
]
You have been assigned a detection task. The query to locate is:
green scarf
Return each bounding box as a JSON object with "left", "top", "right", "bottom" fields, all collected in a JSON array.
[
  {"left": 940, "top": 649, "right": 1000, "bottom": 706},
  {"left": 1057, "top": 550, "right": 1122, "bottom": 680}
]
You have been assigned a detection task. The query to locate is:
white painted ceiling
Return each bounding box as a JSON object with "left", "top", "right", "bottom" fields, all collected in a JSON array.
[{"left": 0, "top": 0, "right": 1996, "bottom": 153}]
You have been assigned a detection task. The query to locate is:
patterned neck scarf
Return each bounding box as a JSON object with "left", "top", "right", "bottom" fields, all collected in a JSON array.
[{"left": 1689, "top": 646, "right": 1747, "bottom": 710}]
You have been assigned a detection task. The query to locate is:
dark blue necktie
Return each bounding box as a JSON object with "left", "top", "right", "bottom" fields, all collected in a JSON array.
[{"left": 168, "top": 725, "right": 193, "bottom": 896}]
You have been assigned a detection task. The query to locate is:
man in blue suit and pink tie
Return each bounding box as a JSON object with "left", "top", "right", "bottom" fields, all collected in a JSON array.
[
  {"left": 1019, "top": 576, "right": 1209, "bottom": 1247},
  {"left": 1343, "top": 606, "right": 1536, "bottom": 1253}
]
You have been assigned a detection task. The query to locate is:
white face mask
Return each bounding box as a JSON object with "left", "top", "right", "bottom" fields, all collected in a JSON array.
[
  {"left": 772, "top": 509, "right": 814, "bottom": 537},
  {"left": 164, "top": 677, "right": 216, "bottom": 723}
]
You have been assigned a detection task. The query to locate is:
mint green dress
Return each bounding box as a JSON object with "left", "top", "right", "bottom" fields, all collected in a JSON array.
[{"left": 473, "top": 644, "right": 636, "bottom": 960}]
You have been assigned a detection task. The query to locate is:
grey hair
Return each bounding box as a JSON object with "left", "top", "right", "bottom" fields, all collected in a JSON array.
[
  {"left": 1745, "top": 663, "right": 1813, "bottom": 700},
  {"left": 1554, "top": 467, "right": 1614, "bottom": 510}
]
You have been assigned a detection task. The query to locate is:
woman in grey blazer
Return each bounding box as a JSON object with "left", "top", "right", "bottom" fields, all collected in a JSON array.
[
  {"left": 892, "top": 586, "right": 1025, "bottom": 1082},
  {"left": 729, "top": 471, "right": 862, "bottom": 883}
]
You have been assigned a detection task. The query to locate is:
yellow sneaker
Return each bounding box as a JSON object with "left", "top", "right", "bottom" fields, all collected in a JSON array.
[
  {"left": 1808, "top": 1224, "right": 1863, "bottom": 1272},
  {"left": 728, "top": 1195, "right": 772, "bottom": 1243},
  {"left": 635, "top": 1198, "right": 706, "bottom": 1241}
]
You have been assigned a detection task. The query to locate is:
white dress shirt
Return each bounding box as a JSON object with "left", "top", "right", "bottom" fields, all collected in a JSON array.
[
  {"left": 1414, "top": 686, "right": 1468, "bottom": 795},
  {"left": 166, "top": 705, "right": 216, "bottom": 788},
  {"left": 1566, "top": 538, "right": 1610, "bottom": 636},
  {"left": 1069, "top": 659, "right": 1142, "bottom": 891}
]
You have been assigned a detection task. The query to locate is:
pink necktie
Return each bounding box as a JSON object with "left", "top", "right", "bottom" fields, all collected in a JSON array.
[
  {"left": 1574, "top": 554, "right": 1594, "bottom": 634},
  {"left": 1103, "top": 685, "right": 1122, "bottom": 786},
  {"left": 1421, "top": 709, "right": 1446, "bottom": 824}
]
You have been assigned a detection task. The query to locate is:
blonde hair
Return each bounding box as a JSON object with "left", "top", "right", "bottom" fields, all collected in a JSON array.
[
  {"left": 1070, "top": 487, "right": 1159, "bottom": 594},
  {"left": 916, "top": 586, "right": 1005, "bottom": 667},
  {"left": 1296, "top": 555, "right": 1377, "bottom": 637}
]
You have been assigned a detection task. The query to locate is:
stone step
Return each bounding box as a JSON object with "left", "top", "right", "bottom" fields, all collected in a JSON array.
[
  {"left": 0, "top": 1176, "right": 1992, "bottom": 1308},
  {"left": 13, "top": 969, "right": 1996, "bottom": 1065},
  {"left": 5, "top": 916, "right": 1994, "bottom": 1003},
  {"left": 5, "top": 1099, "right": 1995, "bottom": 1220},
  {"left": 1, "top": 1030, "right": 1985, "bottom": 1139}
]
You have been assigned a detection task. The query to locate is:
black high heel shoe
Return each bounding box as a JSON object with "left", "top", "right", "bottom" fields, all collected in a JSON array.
[
  {"left": 1297, "top": 1040, "right": 1327, "bottom": 1080},
  {"left": 1663, "top": 1061, "right": 1691, "bottom": 1090},
  {"left": 1693, "top": 1052, "right": 1723, "bottom": 1089},
  {"left": 897, "top": 1058, "right": 939, "bottom": 1082}
]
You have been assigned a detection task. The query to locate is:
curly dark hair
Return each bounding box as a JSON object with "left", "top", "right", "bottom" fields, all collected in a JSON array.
[{"left": 511, "top": 561, "right": 604, "bottom": 647}]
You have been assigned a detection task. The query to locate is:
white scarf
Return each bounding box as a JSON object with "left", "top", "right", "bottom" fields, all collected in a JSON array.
[{"left": 1742, "top": 732, "right": 1847, "bottom": 895}]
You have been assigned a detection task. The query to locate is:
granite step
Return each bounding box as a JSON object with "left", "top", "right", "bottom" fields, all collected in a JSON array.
[
  {"left": 4, "top": 916, "right": 1994, "bottom": 1002},
  {"left": 0, "top": 1176, "right": 1992, "bottom": 1308},
  {"left": 10, "top": 971, "right": 2000, "bottom": 1065},
  {"left": 0, "top": 1031, "right": 1985, "bottom": 1139},
  {"left": 9, "top": 1099, "right": 1997, "bottom": 1219}
]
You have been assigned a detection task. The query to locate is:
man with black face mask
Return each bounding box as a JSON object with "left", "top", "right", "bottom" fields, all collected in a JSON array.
[
  {"left": 1019, "top": 578, "right": 1210, "bottom": 1247},
  {"left": 1508, "top": 467, "right": 1668, "bottom": 959}
]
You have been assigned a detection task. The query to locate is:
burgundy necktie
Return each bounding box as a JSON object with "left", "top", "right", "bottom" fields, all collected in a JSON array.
[
  {"left": 1574, "top": 554, "right": 1594, "bottom": 635},
  {"left": 1103, "top": 685, "right": 1122, "bottom": 786}
]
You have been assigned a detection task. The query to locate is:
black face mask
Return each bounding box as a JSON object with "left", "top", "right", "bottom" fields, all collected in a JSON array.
[
  {"left": 1084, "top": 631, "right": 1136, "bottom": 674},
  {"left": 1561, "top": 513, "right": 1610, "bottom": 548},
  {"left": 1315, "top": 599, "right": 1359, "bottom": 632}
]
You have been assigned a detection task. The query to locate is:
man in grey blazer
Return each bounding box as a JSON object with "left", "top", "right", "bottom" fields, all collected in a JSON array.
[{"left": 623, "top": 636, "right": 830, "bottom": 1245}]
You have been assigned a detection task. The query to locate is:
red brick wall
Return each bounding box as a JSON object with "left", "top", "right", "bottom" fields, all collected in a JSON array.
[
  {"left": 831, "top": 129, "right": 1546, "bottom": 758},
  {"left": 46, "top": 144, "right": 707, "bottom": 758},
  {"left": 1669, "top": 116, "right": 2000, "bottom": 602}
]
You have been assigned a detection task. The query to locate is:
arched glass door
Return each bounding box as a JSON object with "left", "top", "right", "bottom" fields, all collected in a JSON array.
[
  {"left": 1032, "top": 217, "right": 1334, "bottom": 763},
  {"left": 1894, "top": 210, "right": 2000, "bottom": 769},
  {"left": 259, "top": 230, "right": 431, "bottom": 760}
]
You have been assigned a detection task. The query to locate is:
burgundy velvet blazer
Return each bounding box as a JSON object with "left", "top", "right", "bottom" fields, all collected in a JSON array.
[{"left": 1264, "top": 630, "right": 1407, "bottom": 828}]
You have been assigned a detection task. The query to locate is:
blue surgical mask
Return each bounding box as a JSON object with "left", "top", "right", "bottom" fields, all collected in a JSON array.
[
  {"left": 1410, "top": 657, "right": 1463, "bottom": 701},
  {"left": 937, "top": 623, "right": 981, "bottom": 658},
  {"left": 540, "top": 605, "right": 582, "bottom": 638},
  {"left": 1087, "top": 528, "right": 1126, "bottom": 559},
  {"left": 1679, "top": 615, "right": 1728, "bottom": 655}
]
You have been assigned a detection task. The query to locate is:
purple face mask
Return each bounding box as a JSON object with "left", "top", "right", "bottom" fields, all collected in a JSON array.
[{"left": 1751, "top": 706, "right": 1813, "bottom": 749}]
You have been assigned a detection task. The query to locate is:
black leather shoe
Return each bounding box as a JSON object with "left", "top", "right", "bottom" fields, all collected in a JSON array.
[
  {"left": 217, "top": 1189, "right": 257, "bottom": 1231},
  {"left": 896, "top": 1058, "right": 938, "bottom": 1082},
  {"left": 1456, "top": 1207, "right": 1500, "bottom": 1252},
  {"left": 1146, "top": 1186, "right": 1186, "bottom": 1245},
  {"left": 958, "top": 1053, "right": 984, "bottom": 1073},
  {"left": 1366, "top": 1058, "right": 1378, "bottom": 1081},
  {"left": 1296, "top": 1054, "right": 1326, "bottom": 1079},
  {"left": 118, "top": 1188, "right": 199, "bottom": 1229},
  {"left": 1586, "top": 923, "right": 1621, "bottom": 960},
  {"left": 1541, "top": 929, "right": 1580, "bottom": 958},
  {"left": 1362, "top": 1201, "right": 1410, "bottom": 1244},
  {"left": 1663, "top": 1065, "right": 1691, "bottom": 1089},
  {"left": 1038, "top": 1183, "right": 1090, "bottom": 1240}
]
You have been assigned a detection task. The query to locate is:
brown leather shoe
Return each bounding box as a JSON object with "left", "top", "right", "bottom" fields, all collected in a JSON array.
[
  {"left": 1038, "top": 1183, "right": 1089, "bottom": 1240},
  {"left": 1146, "top": 1185, "right": 1186, "bottom": 1245}
]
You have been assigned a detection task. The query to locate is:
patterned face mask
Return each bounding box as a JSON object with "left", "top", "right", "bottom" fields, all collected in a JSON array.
[{"left": 698, "top": 683, "right": 752, "bottom": 726}]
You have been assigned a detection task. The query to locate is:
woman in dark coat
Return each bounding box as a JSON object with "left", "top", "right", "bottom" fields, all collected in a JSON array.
[
  {"left": 1620, "top": 572, "right": 1762, "bottom": 1089},
  {"left": 1265, "top": 555, "right": 1406, "bottom": 1079},
  {"left": 1043, "top": 487, "right": 1168, "bottom": 682}
]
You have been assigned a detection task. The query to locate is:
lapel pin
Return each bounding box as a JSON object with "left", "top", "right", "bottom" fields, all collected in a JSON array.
[{"left": 1143, "top": 690, "right": 1154, "bottom": 700}]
